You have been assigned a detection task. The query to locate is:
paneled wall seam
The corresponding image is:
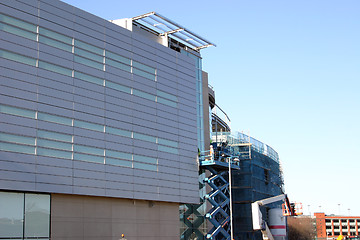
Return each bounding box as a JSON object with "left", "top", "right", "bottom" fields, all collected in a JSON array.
[{"left": 0, "top": 0, "right": 198, "bottom": 204}]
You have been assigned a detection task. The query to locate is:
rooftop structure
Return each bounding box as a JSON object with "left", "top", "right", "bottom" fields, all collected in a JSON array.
[
  {"left": 111, "top": 11, "right": 215, "bottom": 53},
  {"left": 131, "top": 12, "right": 216, "bottom": 51}
]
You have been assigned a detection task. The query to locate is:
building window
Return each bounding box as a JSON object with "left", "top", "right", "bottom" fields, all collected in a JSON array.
[
  {"left": 157, "top": 90, "right": 178, "bottom": 102},
  {"left": 132, "top": 61, "right": 156, "bottom": 81},
  {"left": 106, "top": 127, "right": 132, "bottom": 138},
  {"left": 24, "top": 194, "right": 50, "bottom": 238},
  {"left": 37, "top": 130, "right": 72, "bottom": 143},
  {"left": 0, "top": 132, "right": 35, "bottom": 146},
  {"left": 106, "top": 81, "right": 131, "bottom": 93},
  {"left": 74, "top": 55, "right": 103, "bottom": 70},
  {"left": 74, "top": 120, "right": 104, "bottom": 132},
  {"left": 38, "top": 61, "right": 72, "bottom": 77},
  {"left": 106, "top": 58, "right": 131, "bottom": 72},
  {"left": 133, "top": 132, "right": 156, "bottom": 143},
  {"left": 264, "top": 169, "right": 269, "bottom": 184},
  {"left": 158, "top": 145, "right": 179, "bottom": 154},
  {"left": 0, "top": 132, "right": 35, "bottom": 155},
  {"left": 37, "top": 147, "right": 72, "bottom": 160},
  {"left": 0, "top": 49, "right": 37, "bottom": 66},
  {"left": 0, "top": 13, "right": 37, "bottom": 40},
  {"left": 74, "top": 48, "right": 103, "bottom": 63},
  {"left": 133, "top": 68, "right": 156, "bottom": 81},
  {"left": 133, "top": 154, "right": 157, "bottom": 171},
  {"left": 133, "top": 162, "right": 157, "bottom": 171},
  {"left": 0, "top": 104, "right": 36, "bottom": 119},
  {"left": 158, "top": 138, "right": 178, "bottom": 148},
  {"left": 106, "top": 157, "right": 132, "bottom": 167},
  {"left": 74, "top": 153, "right": 104, "bottom": 163},
  {"left": 132, "top": 89, "right": 156, "bottom": 101},
  {"left": 74, "top": 40, "right": 103, "bottom": 55},
  {"left": 0, "top": 191, "right": 50, "bottom": 240},
  {"left": 74, "top": 71, "right": 104, "bottom": 86},
  {"left": 39, "top": 36, "right": 72, "bottom": 52},
  {"left": 157, "top": 97, "right": 177, "bottom": 107},
  {"left": 105, "top": 149, "right": 132, "bottom": 168},
  {"left": 39, "top": 27, "right": 72, "bottom": 45},
  {"left": 105, "top": 51, "right": 131, "bottom": 65},
  {"left": 0, "top": 22, "right": 37, "bottom": 41},
  {"left": 38, "top": 112, "right": 72, "bottom": 126}
]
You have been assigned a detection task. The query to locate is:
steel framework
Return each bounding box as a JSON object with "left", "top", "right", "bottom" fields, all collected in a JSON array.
[
  {"left": 131, "top": 12, "right": 216, "bottom": 51},
  {"left": 204, "top": 166, "right": 231, "bottom": 240}
]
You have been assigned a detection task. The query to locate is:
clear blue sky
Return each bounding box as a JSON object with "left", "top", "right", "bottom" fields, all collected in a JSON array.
[{"left": 63, "top": 0, "right": 360, "bottom": 216}]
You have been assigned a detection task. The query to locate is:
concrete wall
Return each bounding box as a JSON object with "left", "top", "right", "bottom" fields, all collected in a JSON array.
[
  {"left": 202, "top": 71, "right": 210, "bottom": 152},
  {"left": 0, "top": 0, "right": 199, "bottom": 204},
  {"left": 51, "top": 193, "right": 180, "bottom": 240}
]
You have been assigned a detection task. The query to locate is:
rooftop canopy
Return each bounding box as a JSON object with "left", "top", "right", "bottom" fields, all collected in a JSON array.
[{"left": 132, "top": 12, "right": 216, "bottom": 51}]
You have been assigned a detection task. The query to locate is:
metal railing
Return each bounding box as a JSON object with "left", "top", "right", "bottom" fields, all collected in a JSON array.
[
  {"left": 199, "top": 150, "right": 241, "bottom": 167},
  {"left": 212, "top": 131, "right": 279, "bottom": 163},
  {"left": 212, "top": 104, "right": 231, "bottom": 130}
]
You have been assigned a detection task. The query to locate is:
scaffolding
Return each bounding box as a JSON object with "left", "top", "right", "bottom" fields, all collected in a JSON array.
[
  {"left": 200, "top": 148, "right": 240, "bottom": 240},
  {"left": 204, "top": 167, "right": 231, "bottom": 239},
  {"left": 199, "top": 134, "right": 252, "bottom": 240},
  {"left": 185, "top": 128, "right": 283, "bottom": 240},
  {"left": 211, "top": 132, "right": 284, "bottom": 240}
]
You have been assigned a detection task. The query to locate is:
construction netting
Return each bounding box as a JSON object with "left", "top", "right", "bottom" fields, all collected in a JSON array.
[{"left": 212, "top": 132, "right": 284, "bottom": 240}]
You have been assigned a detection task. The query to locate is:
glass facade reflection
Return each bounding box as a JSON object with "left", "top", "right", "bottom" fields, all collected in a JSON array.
[
  {"left": 181, "top": 50, "right": 205, "bottom": 153},
  {"left": 0, "top": 192, "right": 23, "bottom": 238},
  {"left": 180, "top": 49, "right": 207, "bottom": 239},
  {"left": 0, "top": 191, "right": 50, "bottom": 240}
]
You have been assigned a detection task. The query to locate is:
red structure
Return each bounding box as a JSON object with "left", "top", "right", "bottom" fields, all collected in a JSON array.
[{"left": 315, "top": 212, "right": 360, "bottom": 239}]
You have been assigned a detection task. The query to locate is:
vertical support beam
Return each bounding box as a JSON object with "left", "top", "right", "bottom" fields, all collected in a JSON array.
[
  {"left": 229, "top": 159, "right": 234, "bottom": 240},
  {"left": 160, "top": 33, "right": 168, "bottom": 48},
  {"left": 340, "top": 219, "right": 342, "bottom": 236}
]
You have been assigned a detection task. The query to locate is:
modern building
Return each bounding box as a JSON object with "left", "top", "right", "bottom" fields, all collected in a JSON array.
[
  {"left": 208, "top": 131, "right": 284, "bottom": 240},
  {"left": 315, "top": 212, "right": 360, "bottom": 239},
  {"left": 180, "top": 72, "right": 211, "bottom": 239},
  {"left": 0, "top": 1, "right": 287, "bottom": 240},
  {"left": 0, "top": 0, "right": 215, "bottom": 239},
  {"left": 193, "top": 85, "right": 284, "bottom": 239}
]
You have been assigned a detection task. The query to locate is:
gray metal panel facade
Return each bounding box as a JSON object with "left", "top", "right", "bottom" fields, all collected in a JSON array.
[{"left": 0, "top": 0, "right": 199, "bottom": 204}]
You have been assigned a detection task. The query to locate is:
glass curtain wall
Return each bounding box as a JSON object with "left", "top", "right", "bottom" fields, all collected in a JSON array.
[
  {"left": 180, "top": 49, "right": 207, "bottom": 239},
  {"left": 0, "top": 191, "right": 50, "bottom": 240},
  {"left": 181, "top": 50, "right": 205, "bottom": 153}
]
